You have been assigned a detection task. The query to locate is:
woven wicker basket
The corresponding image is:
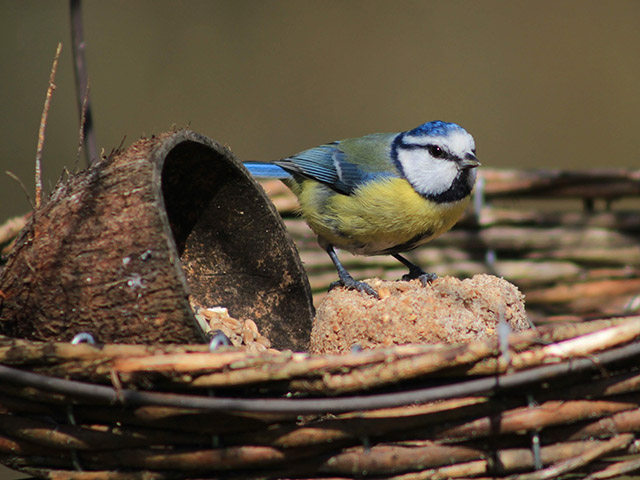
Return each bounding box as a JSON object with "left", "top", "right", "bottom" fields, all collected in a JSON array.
[
  {"left": 1, "top": 318, "right": 640, "bottom": 479},
  {"left": 1, "top": 151, "right": 639, "bottom": 478}
]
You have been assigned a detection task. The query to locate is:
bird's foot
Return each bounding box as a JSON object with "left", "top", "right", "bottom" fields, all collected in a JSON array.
[
  {"left": 401, "top": 267, "right": 437, "bottom": 287},
  {"left": 392, "top": 254, "right": 436, "bottom": 286},
  {"left": 326, "top": 244, "right": 379, "bottom": 298},
  {"left": 329, "top": 277, "right": 379, "bottom": 299}
]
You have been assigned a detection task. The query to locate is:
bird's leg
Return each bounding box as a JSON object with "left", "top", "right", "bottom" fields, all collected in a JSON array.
[
  {"left": 392, "top": 253, "right": 437, "bottom": 286},
  {"left": 326, "top": 245, "right": 379, "bottom": 298}
]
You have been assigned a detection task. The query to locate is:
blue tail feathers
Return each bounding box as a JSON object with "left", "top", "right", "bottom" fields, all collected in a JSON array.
[{"left": 244, "top": 162, "right": 291, "bottom": 180}]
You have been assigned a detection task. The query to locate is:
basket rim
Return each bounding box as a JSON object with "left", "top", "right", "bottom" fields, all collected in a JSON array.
[{"left": 1, "top": 316, "right": 639, "bottom": 413}]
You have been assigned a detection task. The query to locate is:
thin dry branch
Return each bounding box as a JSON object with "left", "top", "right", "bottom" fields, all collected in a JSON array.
[
  {"left": 381, "top": 439, "right": 638, "bottom": 480},
  {"left": 433, "top": 398, "right": 637, "bottom": 443},
  {"left": 2, "top": 468, "right": 177, "bottom": 480},
  {"left": 75, "top": 81, "right": 91, "bottom": 170},
  {"left": 502, "top": 433, "right": 633, "bottom": 480},
  {"left": 2, "top": 174, "right": 33, "bottom": 211},
  {"left": 318, "top": 443, "right": 485, "bottom": 476},
  {"left": 585, "top": 456, "right": 640, "bottom": 479},
  {"left": 35, "top": 42, "right": 62, "bottom": 209},
  {"left": 4, "top": 443, "right": 295, "bottom": 472},
  {"left": 544, "top": 406, "right": 640, "bottom": 443},
  {"left": 0, "top": 413, "right": 206, "bottom": 451},
  {"left": 466, "top": 318, "right": 640, "bottom": 375}
]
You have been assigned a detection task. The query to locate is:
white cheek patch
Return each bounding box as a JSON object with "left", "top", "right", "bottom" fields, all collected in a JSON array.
[{"left": 397, "top": 149, "right": 459, "bottom": 196}]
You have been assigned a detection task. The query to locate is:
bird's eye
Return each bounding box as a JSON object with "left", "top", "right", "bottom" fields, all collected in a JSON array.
[{"left": 427, "top": 145, "right": 446, "bottom": 159}]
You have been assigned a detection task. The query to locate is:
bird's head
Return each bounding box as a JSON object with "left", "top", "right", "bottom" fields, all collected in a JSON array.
[{"left": 393, "top": 121, "right": 480, "bottom": 200}]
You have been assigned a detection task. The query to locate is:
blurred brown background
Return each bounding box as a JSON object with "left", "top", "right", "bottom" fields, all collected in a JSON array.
[
  {"left": 1, "top": 0, "right": 639, "bottom": 222},
  {"left": 0, "top": 2, "right": 638, "bottom": 478}
]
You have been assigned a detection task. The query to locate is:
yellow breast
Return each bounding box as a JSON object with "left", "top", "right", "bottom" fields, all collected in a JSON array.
[{"left": 294, "top": 178, "right": 471, "bottom": 255}]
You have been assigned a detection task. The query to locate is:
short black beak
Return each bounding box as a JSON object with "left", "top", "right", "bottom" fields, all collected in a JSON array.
[{"left": 459, "top": 152, "right": 481, "bottom": 169}]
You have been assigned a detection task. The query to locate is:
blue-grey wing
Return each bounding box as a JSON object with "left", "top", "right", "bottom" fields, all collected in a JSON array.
[
  {"left": 275, "top": 144, "right": 340, "bottom": 185},
  {"left": 275, "top": 136, "right": 399, "bottom": 195}
]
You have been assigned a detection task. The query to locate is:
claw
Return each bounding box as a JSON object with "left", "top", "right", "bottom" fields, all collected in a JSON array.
[
  {"left": 326, "top": 244, "right": 380, "bottom": 298},
  {"left": 393, "top": 253, "right": 436, "bottom": 286},
  {"left": 330, "top": 277, "right": 379, "bottom": 298},
  {"left": 402, "top": 271, "right": 438, "bottom": 286}
]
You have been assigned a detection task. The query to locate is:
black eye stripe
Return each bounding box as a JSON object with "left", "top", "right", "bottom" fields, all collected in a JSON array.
[
  {"left": 427, "top": 144, "right": 446, "bottom": 158},
  {"left": 398, "top": 143, "right": 427, "bottom": 150},
  {"left": 400, "top": 142, "right": 455, "bottom": 161}
]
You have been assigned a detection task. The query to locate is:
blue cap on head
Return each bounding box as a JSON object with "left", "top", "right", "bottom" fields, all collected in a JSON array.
[{"left": 407, "top": 121, "right": 465, "bottom": 137}]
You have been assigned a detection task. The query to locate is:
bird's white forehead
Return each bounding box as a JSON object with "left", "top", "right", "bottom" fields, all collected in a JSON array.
[{"left": 403, "top": 130, "right": 475, "bottom": 156}]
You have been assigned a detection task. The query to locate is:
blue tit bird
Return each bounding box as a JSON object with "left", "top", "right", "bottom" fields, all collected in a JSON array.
[{"left": 244, "top": 121, "right": 480, "bottom": 298}]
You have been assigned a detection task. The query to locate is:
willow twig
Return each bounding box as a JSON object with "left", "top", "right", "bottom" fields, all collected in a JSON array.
[
  {"left": 0, "top": 432, "right": 58, "bottom": 457},
  {"left": 433, "top": 399, "right": 637, "bottom": 443},
  {"left": 585, "top": 456, "right": 640, "bottom": 479},
  {"left": 6, "top": 468, "right": 177, "bottom": 480},
  {"left": 466, "top": 317, "right": 640, "bottom": 375},
  {"left": 35, "top": 42, "right": 62, "bottom": 209},
  {"left": 0, "top": 413, "right": 205, "bottom": 450},
  {"left": 318, "top": 443, "right": 484, "bottom": 476},
  {"left": 0, "top": 336, "right": 210, "bottom": 364},
  {"left": 503, "top": 433, "right": 633, "bottom": 480},
  {"left": 84, "top": 444, "right": 291, "bottom": 471},
  {"left": 545, "top": 406, "right": 640, "bottom": 443}
]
